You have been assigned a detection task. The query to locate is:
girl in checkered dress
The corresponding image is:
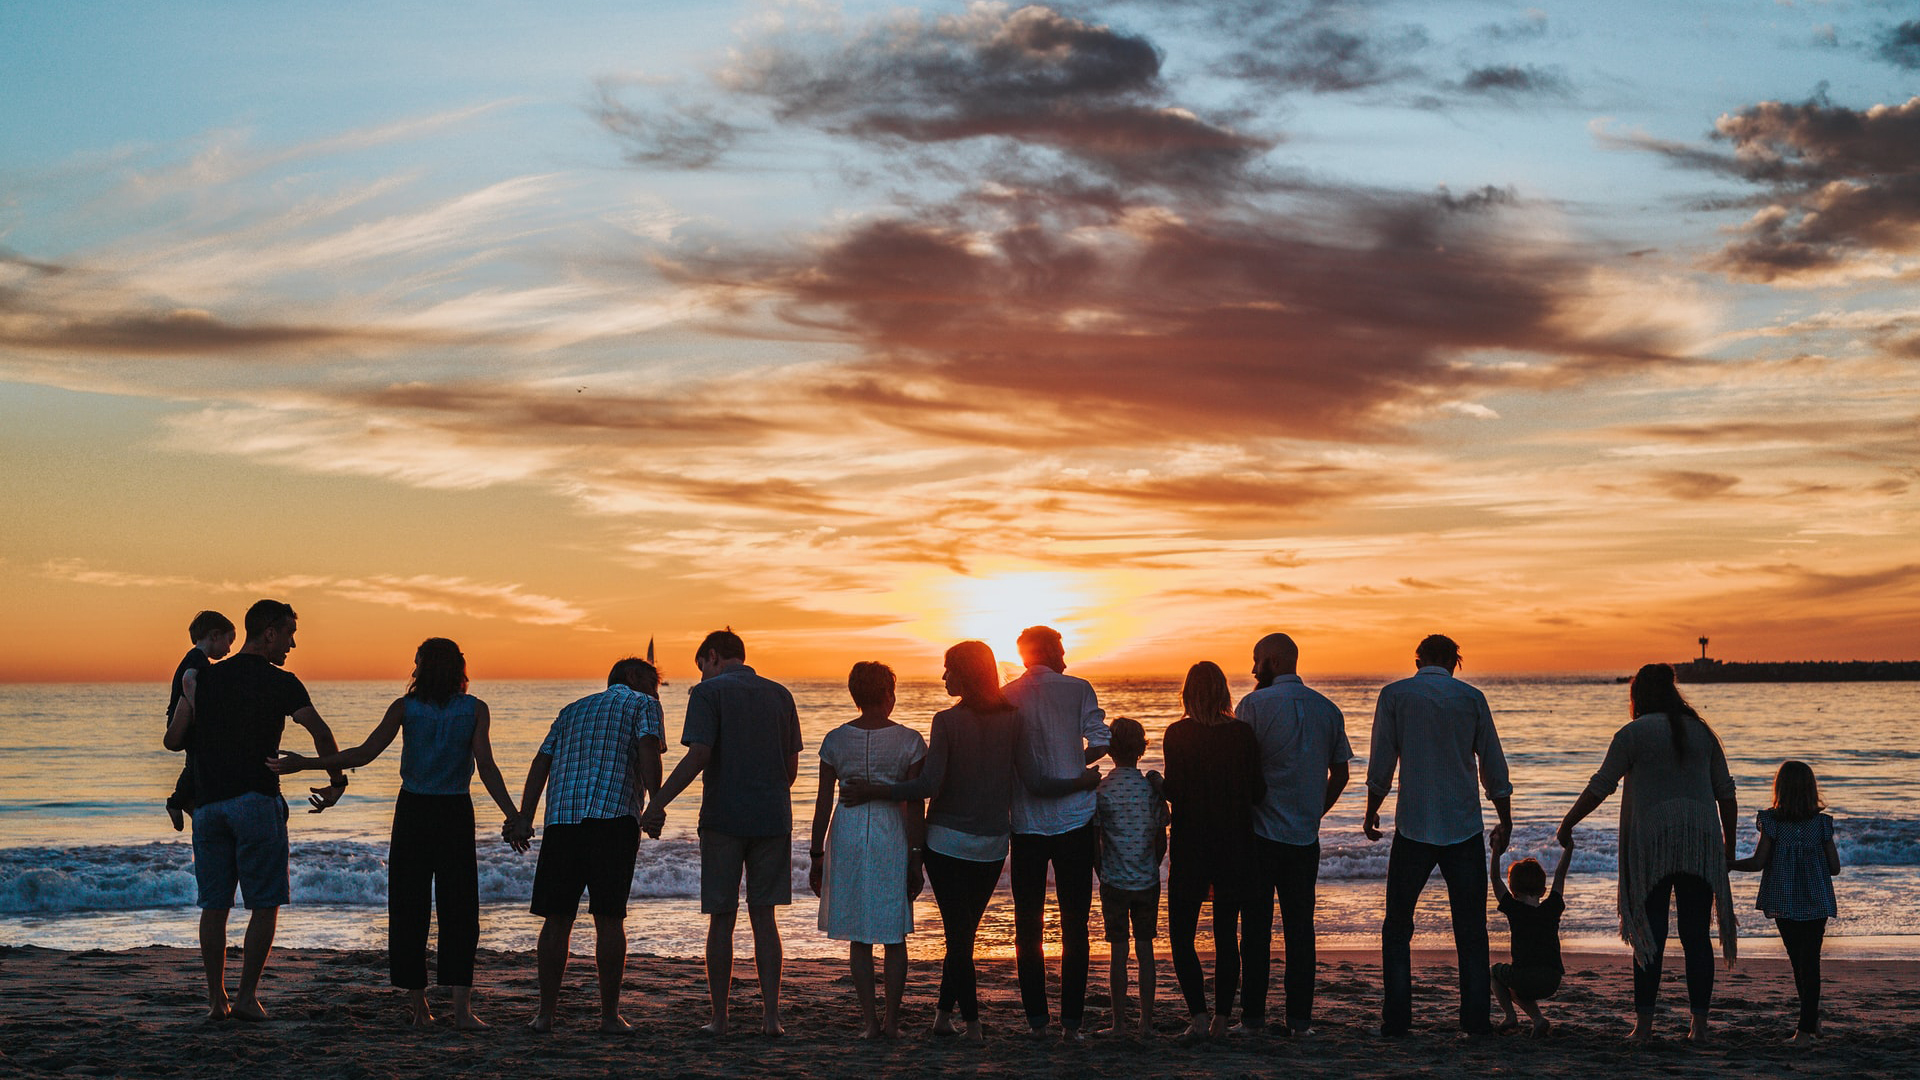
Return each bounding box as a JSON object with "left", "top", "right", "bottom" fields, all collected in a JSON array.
[{"left": 1731, "top": 760, "right": 1840, "bottom": 1042}]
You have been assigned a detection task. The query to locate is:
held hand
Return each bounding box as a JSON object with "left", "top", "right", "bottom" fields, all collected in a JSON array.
[
  {"left": 1363, "top": 810, "right": 1383, "bottom": 842},
  {"left": 266, "top": 752, "right": 310, "bottom": 775},
  {"left": 1489, "top": 822, "right": 1512, "bottom": 856},
  {"left": 638, "top": 805, "right": 666, "bottom": 838},
  {"left": 808, "top": 858, "right": 823, "bottom": 898},
  {"left": 1078, "top": 766, "right": 1103, "bottom": 791},
  {"left": 908, "top": 855, "right": 925, "bottom": 900},
  {"left": 839, "top": 780, "right": 879, "bottom": 807},
  {"left": 1555, "top": 822, "right": 1575, "bottom": 850},
  {"left": 502, "top": 817, "right": 534, "bottom": 853},
  {"left": 307, "top": 782, "right": 344, "bottom": 814}
]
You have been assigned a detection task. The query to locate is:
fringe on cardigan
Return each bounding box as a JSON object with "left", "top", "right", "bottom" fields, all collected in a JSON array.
[{"left": 1615, "top": 819, "right": 1738, "bottom": 968}]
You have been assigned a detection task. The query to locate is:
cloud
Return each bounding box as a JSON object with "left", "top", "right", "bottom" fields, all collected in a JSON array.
[
  {"left": 717, "top": 3, "right": 1273, "bottom": 191},
  {"left": 1753, "top": 562, "right": 1920, "bottom": 602},
  {"left": 0, "top": 304, "right": 410, "bottom": 356},
  {"left": 40, "top": 559, "right": 593, "bottom": 627},
  {"left": 1198, "top": 2, "right": 1429, "bottom": 93},
  {"left": 1456, "top": 64, "right": 1571, "bottom": 98},
  {"left": 1645, "top": 469, "right": 1741, "bottom": 499},
  {"left": 1632, "top": 95, "right": 1920, "bottom": 281},
  {"left": 592, "top": 79, "right": 747, "bottom": 169},
  {"left": 662, "top": 185, "right": 1684, "bottom": 446},
  {"left": 1876, "top": 21, "right": 1920, "bottom": 69},
  {"left": 1480, "top": 10, "right": 1549, "bottom": 43}
]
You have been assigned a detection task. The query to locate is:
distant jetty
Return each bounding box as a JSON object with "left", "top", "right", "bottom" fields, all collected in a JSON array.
[{"left": 1621, "top": 637, "right": 1920, "bottom": 683}]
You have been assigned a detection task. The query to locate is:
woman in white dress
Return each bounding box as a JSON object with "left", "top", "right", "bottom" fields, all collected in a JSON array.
[{"left": 809, "top": 661, "right": 927, "bottom": 1038}]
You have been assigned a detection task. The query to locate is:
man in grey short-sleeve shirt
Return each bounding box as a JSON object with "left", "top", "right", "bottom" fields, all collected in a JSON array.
[{"left": 643, "top": 630, "right": 801, "bottom": 1036}]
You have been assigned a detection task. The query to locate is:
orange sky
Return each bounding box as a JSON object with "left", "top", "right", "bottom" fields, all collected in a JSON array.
[{"left": 4, "top": 3, "right": 1918, "bottom": 682}]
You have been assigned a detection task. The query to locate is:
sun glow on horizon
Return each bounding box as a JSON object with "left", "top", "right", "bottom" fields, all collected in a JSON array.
[{"left": 882, "top": 563, "right": 1147, "bottom": 670}]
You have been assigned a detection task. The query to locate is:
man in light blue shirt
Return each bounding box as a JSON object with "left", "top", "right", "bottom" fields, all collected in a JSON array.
[
  {"left": 1004, "top": 625, "right": 1110, "bottom": 1040},
  {"left": 1364, "top": 634, "right": 1512, "bottom": 1037},
  {"left": 1234, "top": 632, "right": 1351, "bottom": 1034}
]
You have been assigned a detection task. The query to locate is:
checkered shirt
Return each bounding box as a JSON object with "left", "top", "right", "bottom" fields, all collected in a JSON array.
[{"left": 537, "top": 684, "right": 663, "bottom": 826}]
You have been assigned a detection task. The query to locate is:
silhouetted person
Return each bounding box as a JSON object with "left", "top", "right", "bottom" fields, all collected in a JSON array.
[
  {"left": 1558, "top": 663, "right": 1737, "bottom": 1044},
  {"left": 510, "top": 656, "right": 665, "bottom": 1033},
  {"left": 164, "top": 599, "right": 348, "bottom": 1022},
  {"left": 1364, "top": 634, "right": 1512, "bottom": 1037},
  {"left": 1235, "top": 632, "right": 1352, "bottom": 1035},
  {"left": 269, "top": 637, "right": 523, "bottom": 1028},
  {"left": 643, "top": 630, "right": 802, "bottom": 1036},
  {"left": 164, "top": 610, "right": 235, "bottom": 831},
  {"left": 1004, "top": 625, "right": 1110, "bottom": 1041}
]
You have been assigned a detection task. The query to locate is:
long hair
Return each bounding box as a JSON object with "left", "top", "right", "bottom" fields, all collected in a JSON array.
[
  {"left": 1181, "top": 660, "right": 1235, "bottom": 725},
  {"left": 408, "top": 637, "right": 468, "bottom": 707},
  {"left": 1771, "top": 760, "right": 1825, "bottom": 823},
  {"left": 945, "top": 640, "right": 1014, "bottom": 713},
  {"left": 1629, "top": 662, "right": 1706, "bottom": 756}
]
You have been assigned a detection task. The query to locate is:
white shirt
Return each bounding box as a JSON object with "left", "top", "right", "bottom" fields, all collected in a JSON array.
[
  {"left": 1365, "top": 667, "right": 1511, "bottom": 846},
  {"left": 1237, "top": 675, "right": 1353, "bottom": 845},
  {"left": 1005, "top": 666, "right": 1109, "bottom": 836}
]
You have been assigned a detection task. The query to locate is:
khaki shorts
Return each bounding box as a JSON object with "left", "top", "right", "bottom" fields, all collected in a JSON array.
[{"left": 699, "top": 830, "right": 792, "bottom": 913}]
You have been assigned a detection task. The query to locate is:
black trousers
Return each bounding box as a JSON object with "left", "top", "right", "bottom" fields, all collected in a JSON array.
[
  {"left": 1382, "top": 832, "right": 1490, "bottom": 1035},
  {"left": 1169, "top": 861, "right": 1244, "bottom": 1017},
  {"left": 1011, "top": 826, "right": 1096, "bottom": 1031},
  {"left": 923, "top": 848, "right": 1005, "bottom": 1022},
  {"left": 1632, "top": 873, "right": 1714, "bottom": 1015},
  {"left": 1241, "top": 837, "right": 1320, "bottom": 1029},
  {"left": 1778, "top": 917, "right": 1826, "bottom": 1033},
  {"left": 388, "top": 791, "right": 479, "bottom": 989}
]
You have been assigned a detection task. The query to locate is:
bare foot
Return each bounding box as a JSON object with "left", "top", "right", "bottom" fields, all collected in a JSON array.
[
  {"left": 527, "top": 1012, "right": 555, "bottom": 1034},
  {"left": 454, "top": 1012, "right": 487, "bottom": 1031},
  {"left": 230, "top": 998, "right": 268, "bottom": 1023},
  {"left": 1061, "top": 1028, "right": 1086, "bottom": 1044},
  {"left": 1210, "top": 1014, "right": 1230, "bottom": 1039},
  {"left": 860, "top": 1022, "right": 883, "bottom": 1040},
  {"left": 599, "top": 1014, "right": 635, "bottom": 1034},
  {"left": 762, "top": 1019, "right": 785, "bottom": 1037},
  {"left": 1685, "top": 1017, "right": 1709, "bottom": 1045},
  {"left": 1180, "top": 1016, "right": 1209, "bottom": 1041},
  {"left": 1136, "top": 1022, "right": 1153, "bottom": 1040},
  {"left": 1788, "top": 1030, "right": 1818, "bottom": 1045},
  {"left": 1531, "top": 1017, "right": 1552, "bottom": 1039},
  {"left": 698, "top": 1018, "right": 728, "bottom": 1036},
  {"left": 204, "top": 1002, "right": 230, "bottom": 1023},
  {"left": 1628, "top": 1017, "right": 1654, "bottom": 1045},
  {"left": 931, "top": 1010, "right": 957, "bottom": 1036},
  {"left": 407, "top": 993, "right": 434, "bottom": 1027},
  {"left": 1497, "top": 1018, "right": 1520, "bottom": 1034},
  {"left": 965, "top": 1019, "right": 984, "bottom": 1042}
]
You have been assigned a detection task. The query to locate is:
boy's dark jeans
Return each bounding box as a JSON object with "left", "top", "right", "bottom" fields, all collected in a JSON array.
[
  {"left": 1381, "top": 831, "right": 1490, "bottom": 1035},
  {"left": 1241, "top": 837, "right": 1320, "bottom": 1030},
  {"left": 1011, "top": 826, "right": 1096, "bottom": 1031}
]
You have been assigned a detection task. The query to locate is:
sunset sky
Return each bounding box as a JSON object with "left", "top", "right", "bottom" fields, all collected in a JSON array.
[{"left": 3, "top": 1, "right": 1917, "bottom": 682}]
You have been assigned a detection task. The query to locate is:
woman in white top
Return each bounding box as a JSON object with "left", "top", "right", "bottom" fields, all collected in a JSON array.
[{"left": 808, "top": 661, "right": 926, "bottom": 1038}]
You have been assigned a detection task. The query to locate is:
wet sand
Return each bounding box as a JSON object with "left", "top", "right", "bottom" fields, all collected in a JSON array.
[{"left": 1, "top": 946, "right": 1914, "bottom": 1078}]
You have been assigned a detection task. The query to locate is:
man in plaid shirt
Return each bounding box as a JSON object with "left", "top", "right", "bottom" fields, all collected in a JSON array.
[{"left": 509, "top": 656, "right": 664, "bottom": 1033}]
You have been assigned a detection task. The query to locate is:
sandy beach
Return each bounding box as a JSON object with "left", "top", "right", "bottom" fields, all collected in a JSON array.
[{"left": 1, "top": 946, "right": 1913, "bottom": 1078}]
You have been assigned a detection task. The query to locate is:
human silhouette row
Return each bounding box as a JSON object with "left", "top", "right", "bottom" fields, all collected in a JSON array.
[{"left": 165, "top": 603, "right": 1840, "bottom": 1043}]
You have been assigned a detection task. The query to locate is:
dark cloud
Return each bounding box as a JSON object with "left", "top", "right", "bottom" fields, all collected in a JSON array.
[
  {"left": 1639, "top": 95, "right": 1920, "bottom": 280},
  {"left": 1048, "top": 465, "right": 1403, "bottom": 518},
  {"left": 0, "top": 306, "right": 389, "bottom": 355},
  {"left": 1876, "top": 21, "right": 1920, "bottom": 69},
  {"left": 1480, "top": 11, "right": 1549, "bottom": 42},
  {"left": 664, "top": 185, "right": 1675, "bottom": 446},
  {"left": 1755, "top": 562, "right": 1920, "bottom": 602},
  {"left": 1457, "top": 64, "right": 1571, "bottom": 97},
  {"left": 1207, "top": 2, "right": 1430, "bottom": 95},
  {"left": 722, "top": 4, "right": 1272, "bottom": 191},
  {"left": 592, "top": 80, "right": 746, "bottom": 170},
  {"left": 340, "top": 382, "right": 776, "bottom": 442}
]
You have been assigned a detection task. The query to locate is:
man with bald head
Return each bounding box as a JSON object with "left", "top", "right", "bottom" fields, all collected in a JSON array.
[{"left": 1232, "top": 633, "right": 1352, "bottom": 1035}]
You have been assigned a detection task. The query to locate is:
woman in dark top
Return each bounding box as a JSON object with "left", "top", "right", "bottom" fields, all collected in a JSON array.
[
  {"left": 1162, "top": 660, "right": 1265, "bottom": 1039},
  {"left": 271, "top": 638, "right": 521, "bottom": 1029},
  {"left": 842, "top": 640, "right": 1094, "bottom": 1040}
]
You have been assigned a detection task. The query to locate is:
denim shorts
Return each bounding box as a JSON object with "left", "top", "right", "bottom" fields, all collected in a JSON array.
[{"left": 193, "top": 791, "right": 291, "bottom": 910}]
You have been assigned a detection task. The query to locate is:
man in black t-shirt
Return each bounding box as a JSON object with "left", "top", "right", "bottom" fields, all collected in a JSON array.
[{"left": 165, "top": 599, "right": 349, "bottom": 1022}]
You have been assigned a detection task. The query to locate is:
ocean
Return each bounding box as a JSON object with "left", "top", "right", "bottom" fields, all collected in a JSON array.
[{"left": 2, "top": 675, "right": 1916, "bottom": 960}]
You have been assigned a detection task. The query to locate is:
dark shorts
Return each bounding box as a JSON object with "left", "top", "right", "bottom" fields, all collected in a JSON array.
[
  {"left": 1100, "top": 882, "right": 1160, "bottom": 944},
  {"left": 192, "top": 791, "right": 291, "bottom": 910},
  {"left": 1491, "top": 962, "right": 1561, "bottom": 1002},
  {"left": 530, "top": 816, "right": 640, "bottom": 920},
  {"left": 699, "top": 830, "right": 791, "bottom": 914}
]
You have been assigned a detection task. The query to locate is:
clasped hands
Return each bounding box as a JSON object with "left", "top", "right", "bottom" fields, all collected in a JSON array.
[
  {"left": 264, "top": 752, "right": 345, "bottom": 814},
  {"left": 501, "top": 815, "right": 534, "bottom": 853}
]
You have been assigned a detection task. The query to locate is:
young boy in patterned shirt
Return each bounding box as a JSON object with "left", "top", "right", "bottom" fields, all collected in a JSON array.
[{"left": 1094, "top": 716, "right": 1167, "bottom": 1038}]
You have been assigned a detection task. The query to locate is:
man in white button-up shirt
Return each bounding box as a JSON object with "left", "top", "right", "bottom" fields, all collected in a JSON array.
[
  {"left": 1364, "top": 634, "right": 1512, "bottom": 1037},
  {"left": 1235, "top": 632, "right": 1351, "bottom": 1035},
  {"left": 1004, "top": 626, "right": 1110, "bottom": 1039}
]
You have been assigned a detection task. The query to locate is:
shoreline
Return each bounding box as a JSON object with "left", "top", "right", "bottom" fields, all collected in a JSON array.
[{"left": 3, "top": 947, "right": 1915, "bottom": 1078}]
